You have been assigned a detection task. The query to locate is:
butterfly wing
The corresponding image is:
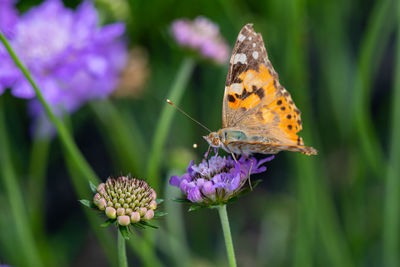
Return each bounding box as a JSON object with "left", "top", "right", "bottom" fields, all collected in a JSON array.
[{"left": 222, "top": 24, "right": 316, "bottom": 153}]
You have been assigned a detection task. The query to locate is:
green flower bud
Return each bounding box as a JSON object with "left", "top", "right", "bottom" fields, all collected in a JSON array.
[
  {"left": 117, "top": 207, "right": 125, "bottom": 216},
  {"left": 105, "top": 207, "right": 116, "bottom": 219},
  {"left": 118, "top": 215, "right": 130, "bottom": 226},
  {"left": 93, "top": 193, "right": 102, "bottom": 205},
  {"left": 98, "top": 198, "right": 107, "bottom": 210},
  {"left": 139, "top": 207, "right": 147, "bottom": 217},
  {"left": 143, "top": 209, "right": 154, "bottom": 220},
  {"left": 93, "top": 176, "right": 159, "bottom": 225},
  {"left": 125, "top": 208, "right": 133, "bottom": 215},
  {"left": 149, "top": 200, "right": 157, "bottom": 210},
  {"left": 130, "top": 212, "right": 140, "bottom": 223}
]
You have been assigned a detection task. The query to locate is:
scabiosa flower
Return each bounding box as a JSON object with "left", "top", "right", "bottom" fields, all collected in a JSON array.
[
  {"left": 0, "top": 0, "right": 18, "bottom": 38},
  {"left": 171, "top": 16, "right": 230, "bottom": 64},
  {"left": 170, "top": 153, "right": 274, "bottom": 207},
  {"left": 0, "top": 0, "right": 127, "bottom": 120},
  {"left": 92, "top": 176, "right": 159, "bottom": 227}
]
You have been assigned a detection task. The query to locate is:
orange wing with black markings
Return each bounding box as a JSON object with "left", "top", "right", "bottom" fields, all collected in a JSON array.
[{"left": 222, "top": 24, "right": 317, "bottom": 155}]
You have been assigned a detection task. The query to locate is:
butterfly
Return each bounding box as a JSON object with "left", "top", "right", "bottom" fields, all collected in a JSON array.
[{"left": 204, "top": 24, "right": 317, "bottom": 156}]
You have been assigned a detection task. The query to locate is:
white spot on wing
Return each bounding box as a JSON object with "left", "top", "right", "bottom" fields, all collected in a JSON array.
[
  {"left": 233, "top": 53, "right": 247, "bottom": 64},
  {"left": 252, "top": 51, "right": 259, "bottom": 59},
  {"left": 230, "top": 83, "right": 243, "bottom": 94},
  {"left": 238, "top": 34, "right": 245, "bottom": 42},
  {"left": 252, "top": 43, "right": 256, "bottom": 48},
  {"left": 249, "top": 37, "right": 252, "bottom": 40}
]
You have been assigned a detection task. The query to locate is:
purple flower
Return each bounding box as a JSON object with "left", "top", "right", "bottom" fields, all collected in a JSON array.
[
  {"left": 169, "top": 152, "right": 274, "bottom": 206},
  {"left": 0, "top": 0, "right": 18, "bottom": 39},
  {"left": 0, "top": 0, "right": 127, "bottom": 126},
  {"left": 171, "top": 16, "right": 230, "bottom": 64}
]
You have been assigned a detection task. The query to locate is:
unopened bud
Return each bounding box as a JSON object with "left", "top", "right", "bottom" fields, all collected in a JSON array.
[
  {"left": 117, "top": 207, "right": 125, "bottom": 216},
  {"left": 130, "top": 212, "right": 140, "bottom": 223},
  {"left": 139, "top": 207, "right": 147, "bottom": 217},
  {"left": 143, "top": 209, "right": 154, "bottom": 220},
  {"left": 105, "top": 207, "right": 116, "bottom": 219},
  {"left": 118, "top": 215, "right": 130, "bottom": 226},
  {"left": 149, "top": 200, "right": 157, "bottom": 210},
  {"left": 98, "top": 198, "right": 107, "bottom": 210}
]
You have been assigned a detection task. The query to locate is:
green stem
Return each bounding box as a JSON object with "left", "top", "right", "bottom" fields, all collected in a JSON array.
[
  {"left": 0, "top": 31, "right": 98, "bottom": 185},
  {"left": 0, "top": 31, "right": 119, "bottom": 266},
  {"left": 353, "top": 0, "right": 395, "bottom": 175},
  {"left": 28, "top": 133, "right": 50, "bottom": 237},
  {"left": 91, "top": 100, "right": 146, "bottom": 176},
  {"left": 217, "top": 205, "right": 237, "bottom": 267},
  {"left": 383, "top": 2, "right": 400, "bottom": 266},
  {"left": 0, "top": 97, "right": 44, "bottom": 267},
  {"left": 146, "top": 57, "right": 195, "bottom": 191},
  {"left": 118, "top": 231, "right": 128, "bottom": 267},
  {"left": 282, "top": 1, "right": 354, "bottom": 266},
  {"left": 126, "top": 236, "right": 163, "bottom": 267}
]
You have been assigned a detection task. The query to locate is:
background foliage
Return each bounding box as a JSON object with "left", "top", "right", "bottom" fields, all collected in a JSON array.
[{"left": 0, "top": 0, "right": 399, "bottom": 266}]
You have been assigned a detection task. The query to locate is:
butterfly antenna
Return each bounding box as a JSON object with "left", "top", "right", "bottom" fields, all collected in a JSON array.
[{"left": 166, "top": 99, "right": 212, "bottom": 133}]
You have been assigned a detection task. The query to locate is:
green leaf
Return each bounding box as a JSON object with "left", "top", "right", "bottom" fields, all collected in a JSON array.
[
  {"left": 131, "top": 223, "right": 146, "bottom": 229},
  {"left": 100, "top": 219, "right": 115, "bottom": 228},
  {"left": 79, "top": 199, "right": 94, "bottom": 208},
  {"left": 89, "top": 181, "right": 98, "bottom": 194},
  {"left": 173, "top": 198, "right": 191, "bottom": 203},
  {"left": 156, "top": 199, "right": 164, "bottom": 205},
  {"left": 188, "top": 205, "right": 206, "bottom": 212},
  {"left": 119, "top": 225, "right": 130, "bottom": 240},
  {"left": 139, "top": 220, "right": 159, "bottom": 229},
  {"left": 154, "top": 211, "right": 168, "bottom": 218}
]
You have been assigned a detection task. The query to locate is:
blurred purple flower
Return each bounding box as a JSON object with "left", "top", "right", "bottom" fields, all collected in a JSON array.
[
  {"left": 0, "top": 0, "right": 127, "bottom": 119},
  {"left": 171, "top": 16, "right": 230, "bottom": 64},
  {"left": 170, "top": 153, "right": 274, "bottom": 206},
  {"left": 0, "top": 0, "right": 18, "bottom": 38}
]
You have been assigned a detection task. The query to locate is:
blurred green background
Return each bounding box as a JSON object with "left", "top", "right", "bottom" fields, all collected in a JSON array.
[{"left": 0, "top": 0, "right": 399, "bottom": 266}]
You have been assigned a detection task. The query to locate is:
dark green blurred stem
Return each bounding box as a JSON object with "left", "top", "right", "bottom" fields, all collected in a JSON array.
[
  {"left": 118, "top": 231, "right": 128, "bottom": 267},
  {"left": 218, "top": 205, "right": 237, "bottom": 267},
  {"left": 27, "top": 134, "right": 54, "bottom": 265},
  {"left": 383, "top": 3, "right": 400, "bottom": 266},
  {"left": 62, "top": 112, "right": 119, "bottom": 266},
  {"left": 28, "top": 134, "right": 50, "bottom": 237},
  {"left": 353, "top": 0, "right": 395, "bottom": 175},
  {"left": 0, "top": 31, "right": 120, "bottom": 266},
  {"left": 127, "top": 233, "right": 163, "bottom": 267},
  {"left": 312, "top": 0, "right": 353, "bottom": 138},
  {"left": 284, "top": 1, "right": 354, "bottom": 266},
  {"left": 91, "top": 99, "right": 146, "bottom": 177},
  {"left": 0, "top": 98, "right": 44, "bottom": 267},
  {"left": 147, "top": 57, "right": 195, "bottom": 191},
  {"left": 164, "top": 172, "right": 191, "bottom": 266},
  {"left": 0, "top": 31, "right": 98, "bottom": 185}
]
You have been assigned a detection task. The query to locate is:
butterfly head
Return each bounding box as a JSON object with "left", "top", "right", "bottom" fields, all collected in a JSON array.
[{"left": 203, "top": 131, "right": 223, "bottom": 148}]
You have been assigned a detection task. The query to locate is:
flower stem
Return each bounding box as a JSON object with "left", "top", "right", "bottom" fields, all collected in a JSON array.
[
  {"left": 146, "top": 57, "right": 195, "bottom": 191},
  {"left": 0, "top": 31, "right": 98, "bottom": 185},
  {"left": 118, "top": 231, "right": 128, "bottom": 267},
  {"left": 353, "top": 0, "right": 395, "bottom": 175},
  {"left": 383, "top": 2, "right": 400, "bottom": 266},
  {"left": 0, "top": 97, "right": 44, "bottom": 267},
  {"left": 217, "top": 205, "right": 237, "bottom": 267},
  {"left": 91, "top": 100, "right": 146, "bottom": 177},
  {"left": 0, "top": 31, "right": 119, "bottom": 266}
]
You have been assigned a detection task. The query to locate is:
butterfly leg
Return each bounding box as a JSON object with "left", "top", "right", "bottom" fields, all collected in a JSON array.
[
  {"left": 230, "top": 151, "right": 238, "bottom": 163},
  {"left": 241, "top": 153, "right": 254, "bottom": 190},
  {"left": 205, "top": 146, "right": 212, "bottom": 159}
]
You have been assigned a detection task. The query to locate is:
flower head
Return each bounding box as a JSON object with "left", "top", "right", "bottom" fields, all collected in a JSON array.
[
  {"left": 170, "top": 153, "right": 274, "bottom": 206},
  {"left": 93, "top": 176, "right": 158, "bottom": 226},
  {"left": 0, "top": 0, "right": 127, "bottom": 117},
  {"left": 171, "top": 16, "right": 230, "bottom": 64}
]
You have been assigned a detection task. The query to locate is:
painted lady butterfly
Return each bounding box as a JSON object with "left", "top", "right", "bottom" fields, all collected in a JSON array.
[{"left": 204, "top": 24, "right": 317, "bottom": 156}]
